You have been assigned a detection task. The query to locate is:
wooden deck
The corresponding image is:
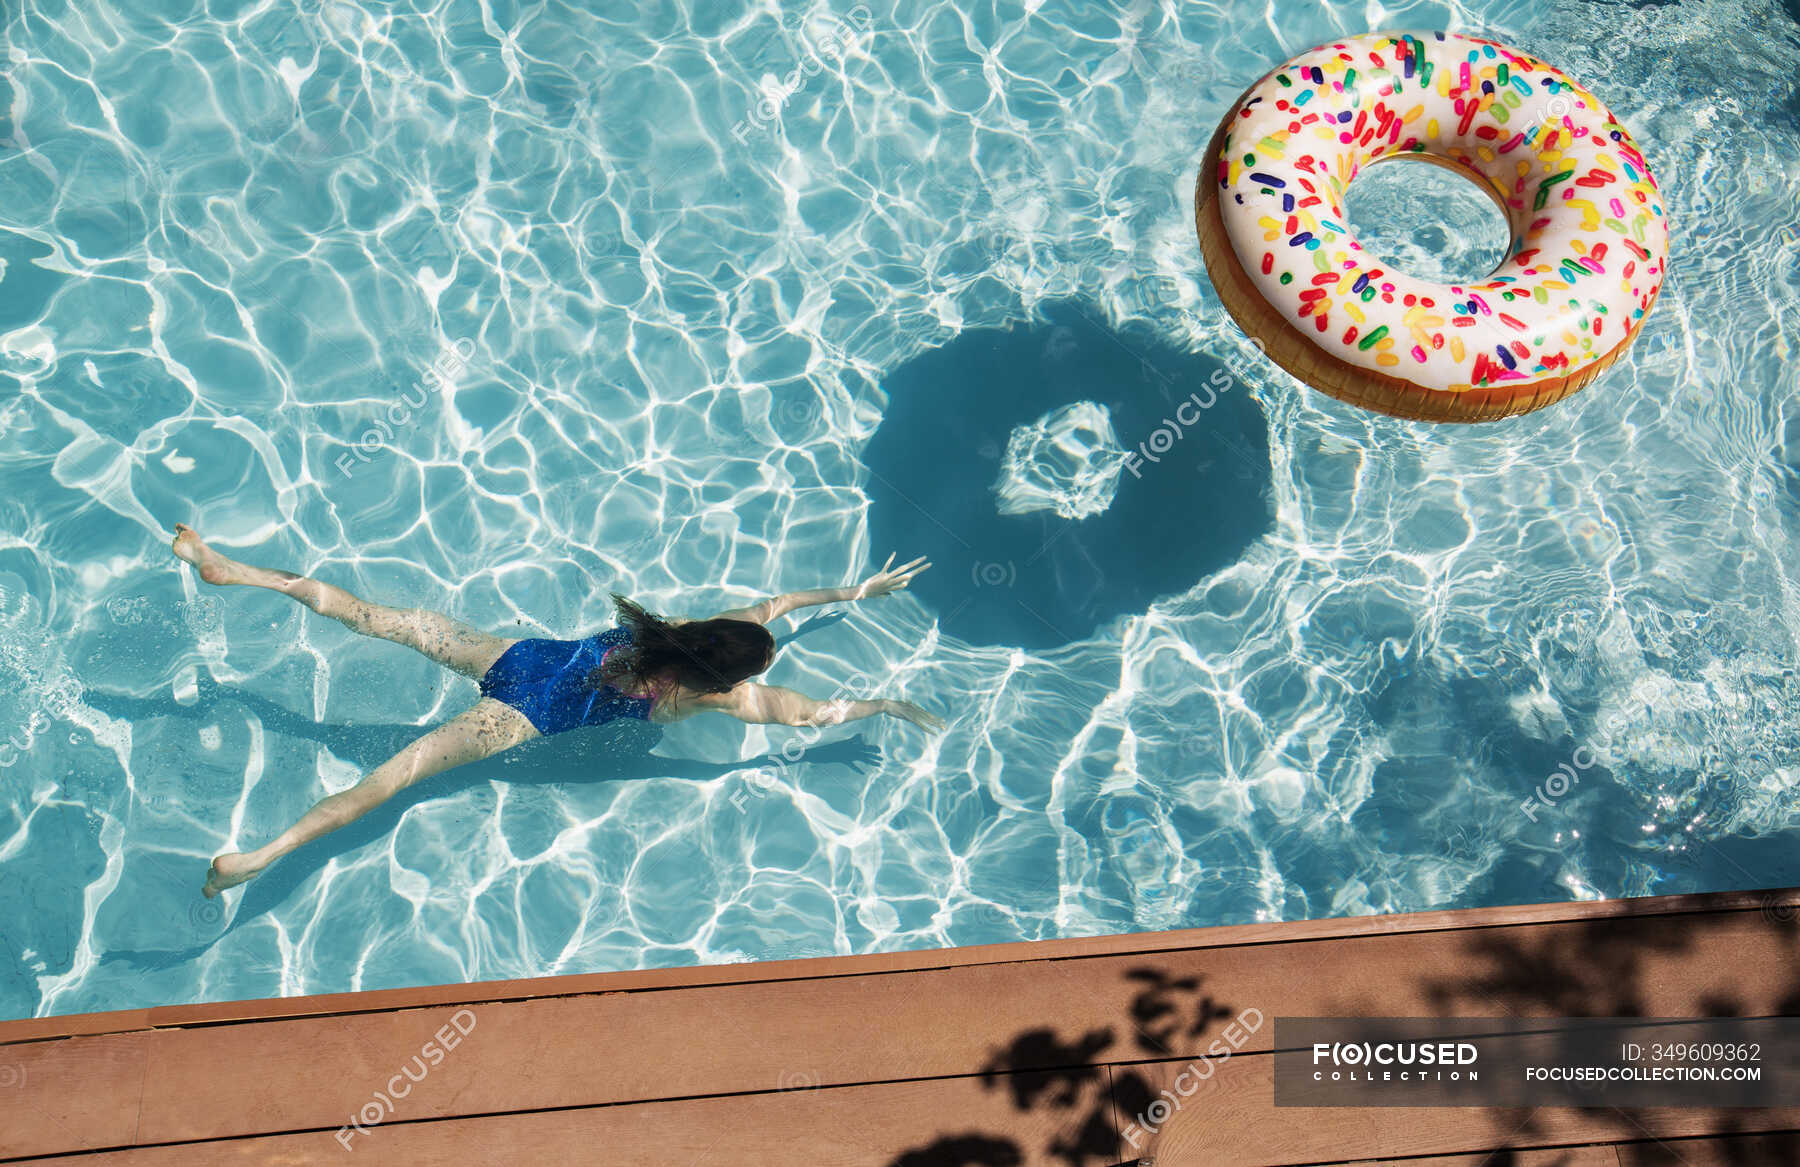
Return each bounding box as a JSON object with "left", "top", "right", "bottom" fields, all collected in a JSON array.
[{"left": 3, "top": 887, "right": 1798, "bottom": 1165}]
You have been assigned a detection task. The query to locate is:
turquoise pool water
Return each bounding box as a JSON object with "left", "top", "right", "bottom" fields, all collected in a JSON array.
[{"left": 2, "top": 0, "right": 1797, "bottom": 1021}]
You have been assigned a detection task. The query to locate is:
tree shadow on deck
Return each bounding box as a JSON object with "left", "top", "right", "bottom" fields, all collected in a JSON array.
[
  {"left": 880, "top": 896, "right": 1800, "bottom": 1166},
  {"left": 886, "top": 966, "right": 1236, "bottom": 1167},
  {"left": 1391, "top": 893, "right": 1800, "bottom": 1166}
]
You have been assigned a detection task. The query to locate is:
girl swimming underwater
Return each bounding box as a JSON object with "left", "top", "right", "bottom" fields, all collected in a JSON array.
[{"left": 169, "top": 524, "right": 943, "bottom": 897}]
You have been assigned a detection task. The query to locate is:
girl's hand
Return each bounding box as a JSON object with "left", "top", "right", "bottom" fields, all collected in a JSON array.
[
  {"left": 884, "top": 699, "right": 946, "bottom": 733},
  {"left": 855, "top": 553, "right": 931, "bottom": 600}
]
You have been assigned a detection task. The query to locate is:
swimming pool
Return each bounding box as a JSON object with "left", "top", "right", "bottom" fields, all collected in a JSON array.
[{"left": 2, "top": 0, "right": 1797, "bottom": 1022}]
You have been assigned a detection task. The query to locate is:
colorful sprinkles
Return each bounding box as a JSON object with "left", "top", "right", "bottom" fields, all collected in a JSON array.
[{"left": 1214, "top": 32, "right": 1668, "bottom": 396}]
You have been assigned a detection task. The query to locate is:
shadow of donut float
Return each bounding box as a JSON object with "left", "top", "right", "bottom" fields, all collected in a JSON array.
[{"left": 863, "top": 301, "right": 1274, "bottom": 652}]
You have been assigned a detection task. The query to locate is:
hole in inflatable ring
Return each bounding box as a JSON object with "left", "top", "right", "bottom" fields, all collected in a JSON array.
[
  {"left": 1340, "top": 156, "right": 1512, "bottom": 286},
  {"left": 863, "top": 301, "right": 1274, "bottom": 651}
]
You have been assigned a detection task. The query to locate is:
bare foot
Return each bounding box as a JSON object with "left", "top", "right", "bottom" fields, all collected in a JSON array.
[
  {"left": 170, "top": 523, "right": 237, "bottom": 585},
  {"left": 203, "top": 851, "right": 263, "bottom": 897}
]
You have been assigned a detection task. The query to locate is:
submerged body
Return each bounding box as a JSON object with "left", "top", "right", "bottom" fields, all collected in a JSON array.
[
  {"left": 477, "top": 627, "right": 658, "bottom": 734},
  {"left": 167, "top": 525, "right": 941, "bottom": 897}
]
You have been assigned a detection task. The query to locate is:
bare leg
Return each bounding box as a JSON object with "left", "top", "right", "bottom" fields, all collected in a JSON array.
[
  {"left": 170, "top": 523, "right": 516, "bottom": 679},
  {"left": 202, "top": 697, "right": 538, "bottom": 896}
]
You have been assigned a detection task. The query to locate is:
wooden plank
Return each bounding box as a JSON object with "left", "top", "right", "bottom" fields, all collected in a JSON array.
[
  {"left": 0, "top": 1070, "right": 1120, "bottom": 1166},
  {"left": 1115, "top": 1054, "right": 1800, "bottom": 1165},
  {"left": 1603, "top": 1131, "right": 1800, "bottom": 1164},
  {"left": 1305, "top": 1132, "right": 1800, "bottom": 1166},
  {"left": 1314, "top": 1149, "right": 1620, "bottom": 1167},
  {"left": 0, "top": 1033, "right": 147, "bottom": 1160},
  {"left": 0, "top": 886, "right": 1771, "bottom": 1042},
  {"left": 124, "top": 905, "right": 1796, "bottom": 1145},
  {"left": 0, "top": 1010, "right": 152, "bottom": 1046},
  {"left": 20, "top": 1075, "right": 1800, "bottom": 1167}
]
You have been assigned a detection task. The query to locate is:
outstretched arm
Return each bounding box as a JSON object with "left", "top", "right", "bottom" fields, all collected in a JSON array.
[
  {"left": 712, "top": 553, "right": 930, "bottom": 625},
  {"left": 706, "top": 683, "right": 945, "bottom": 732}
]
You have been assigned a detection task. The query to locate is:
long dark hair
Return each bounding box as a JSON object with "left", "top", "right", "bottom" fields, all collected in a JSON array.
[{"left": 588, "top": 593, "right": 774, "bottom": 711}]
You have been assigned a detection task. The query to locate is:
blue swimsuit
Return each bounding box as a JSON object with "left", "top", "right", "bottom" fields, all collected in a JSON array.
[{"left": 478, "top": 627, "right": 655, "bottom": 736}]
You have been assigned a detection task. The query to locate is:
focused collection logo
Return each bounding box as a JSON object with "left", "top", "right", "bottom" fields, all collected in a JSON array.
[{"left": 1310, "top": 1040, "right": 1480, "bottom": 1082}]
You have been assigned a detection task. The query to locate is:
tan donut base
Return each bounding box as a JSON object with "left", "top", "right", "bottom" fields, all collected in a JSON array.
[{"left": 1194, "top": 113, "right": 1660, "bottom": 424}]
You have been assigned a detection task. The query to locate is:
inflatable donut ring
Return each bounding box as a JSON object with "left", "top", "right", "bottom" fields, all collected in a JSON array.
[{"left": 1195, "top": 31, "right": 1668, "bottom": 423}]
